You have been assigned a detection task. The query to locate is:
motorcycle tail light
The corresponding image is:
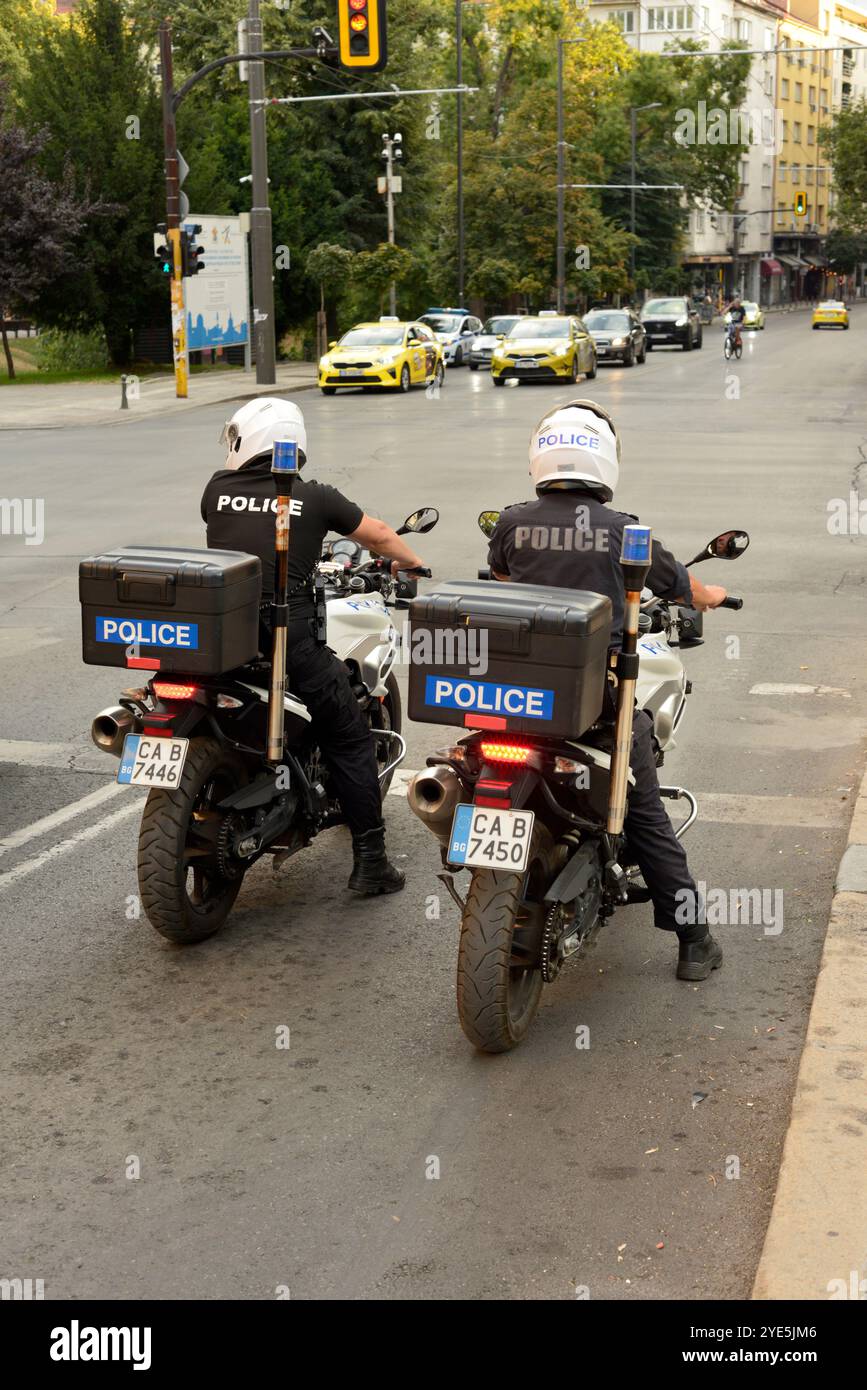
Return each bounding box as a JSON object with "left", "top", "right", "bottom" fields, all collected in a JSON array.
[
  {"left": 153, "top": 681, "right": 199, "bottom": 701},
  {"left": 480, "top": 741, "right": 532, "bottom": 764}
]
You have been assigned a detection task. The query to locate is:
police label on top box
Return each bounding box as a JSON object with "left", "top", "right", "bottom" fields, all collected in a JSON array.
[{"left": 95, "top": 617, "right": 199, "bottom": 649}]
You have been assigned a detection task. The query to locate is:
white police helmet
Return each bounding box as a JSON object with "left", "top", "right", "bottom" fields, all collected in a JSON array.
[
  {"left": 219, "top": 397, "right": 307, "bottom": 470},
  {"left": 528, "top": 398, "right": 621, "bottom": 500}
]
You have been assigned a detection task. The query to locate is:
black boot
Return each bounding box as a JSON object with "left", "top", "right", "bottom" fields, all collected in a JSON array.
[
  {"left": 676, "top": 931, "right": 723, "bottom": 981},
  {"left": 347, "top": 824, "right": 405, "bottom": 895}
]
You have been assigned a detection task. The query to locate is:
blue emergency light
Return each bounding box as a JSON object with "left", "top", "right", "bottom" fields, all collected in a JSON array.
[
  {"left": 272, "top": 439, "right": 299, "bottom": 475},
  {"left": 621, "top": 524, "right": 652, "bottom": 566}
]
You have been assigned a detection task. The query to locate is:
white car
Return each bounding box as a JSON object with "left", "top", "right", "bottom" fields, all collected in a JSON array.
[
  {"left": 417, "top": 308, "right": 483, "bottom": 366},
  {"left": 467, "top": 315, "right": 522, "bottom": 370}
]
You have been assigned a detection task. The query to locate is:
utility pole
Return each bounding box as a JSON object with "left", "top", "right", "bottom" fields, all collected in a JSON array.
[
  {"left": 159, "top": 21, "right": 188, "bottom": 399},
  {"left": 381, "top": 132, "right": 402, "bottom": 315},
  {"left": 456, "top": 0, "right": 464, "bottom": 303},
  {"left": 556, "top": 39, "right": 565, "bottom": 313},
  {"left": 246, "top": 0, "right": 277, "bottom": 385},
  {"left": 630, "top": 102, "right": 662, "bottom": 286}
]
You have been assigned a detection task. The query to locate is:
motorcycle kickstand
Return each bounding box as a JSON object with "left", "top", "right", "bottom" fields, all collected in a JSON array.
[{"left": 437, "top": 870, "right": 467, "bottom": 912}]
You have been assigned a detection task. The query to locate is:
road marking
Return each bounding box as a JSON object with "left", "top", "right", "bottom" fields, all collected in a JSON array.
[
  {"left": 0, "top": 799, "right": 142, "bottom": 895},
  {"left": 0, "top": 781, "right": 125, "bottom": 858},
  {"left": 749, "top": 683, "right": 851, "bottom": 698},
  {"left": 0, "top": 738, "right": 107, "bottom": 771},
  {"left": 392, "top": 772, "right": 848, "bottom": 827}
]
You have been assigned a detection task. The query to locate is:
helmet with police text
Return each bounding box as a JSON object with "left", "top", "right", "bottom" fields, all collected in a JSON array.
[
  {"left": 528, "top": 399, "right": 621, "bottom": 500},
  {"left": 219, "top": 397, "right": 308, "bottom": 470}
]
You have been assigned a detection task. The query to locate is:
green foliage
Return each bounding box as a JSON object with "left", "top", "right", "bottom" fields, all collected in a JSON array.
[
  {"left": 468, "top": 257, "right": 521, "bottom": 305},
  {"left": 349, "top": 243, "right": 416, "bottom": 319},
  {"left": 18, "top": 0, "right": 164, "bottom": 363},
  {"left": 824, "top": 226, "right": 867, "bottom": 274},
  {"left": 33, "top": 326, "right": 110, "bottom": 372},
  {"left": 820, "top": 98, "right": 867, "bottom": 232}
]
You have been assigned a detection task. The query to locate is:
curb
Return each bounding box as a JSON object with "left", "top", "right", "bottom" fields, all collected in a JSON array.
[
  {"left": 0, "top": 371, "right": 319, "bottom": 432},
  {"left": 751, "top": 762, "right": 867, "bottom": 1301}
]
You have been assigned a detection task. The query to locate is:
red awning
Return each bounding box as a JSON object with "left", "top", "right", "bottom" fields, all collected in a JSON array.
[{"left": 761, "top": 258, "right": 784, "bottom": 276}]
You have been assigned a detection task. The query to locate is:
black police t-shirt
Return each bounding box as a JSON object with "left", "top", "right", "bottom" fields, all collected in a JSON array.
[
  {"left": 487, "top": 490, "right": 690, "bottom": 648},
  {"left": 201, "top": 461, "right": 363, "bottom": 616}
]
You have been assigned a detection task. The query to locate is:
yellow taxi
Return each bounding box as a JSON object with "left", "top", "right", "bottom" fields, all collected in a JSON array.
[
  {"left": 812, "top": 299, "right": 849, "bottom": 330},
  {"left": 742, "top": 301, "right": 764, "bottom": 330},
  {"left": 491, "top": 311, "right": 597, "bottom": 386},
  {"left": 319, "top": 318, "right": 445, "bottom": 394}
]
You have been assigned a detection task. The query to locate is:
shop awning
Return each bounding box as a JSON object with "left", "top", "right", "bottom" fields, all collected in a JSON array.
[
  {"left": 682, "top": 254, "right": 733, "bottom": 265},
  {"left": 761, "top": 257, "right": 784, "bottom": 275},
  {"left": 776, "top": 252, "right": 809, "bottom": 270},
  {"left": 802, "top": 254, "right": 827, "bottom": 267}
]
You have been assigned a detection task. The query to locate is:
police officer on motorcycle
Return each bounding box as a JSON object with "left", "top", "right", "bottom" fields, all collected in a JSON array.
[
  {"left": 486, "top": 400, "right": 726, "bottom": 980},
  {"left": 202, "top": 397, "right": 427, "bottom": 895}
]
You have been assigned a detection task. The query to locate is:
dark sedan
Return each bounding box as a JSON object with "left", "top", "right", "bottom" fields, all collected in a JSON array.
[
  {"left": 583, "top": 309, "right": 647, "bottom": 366},
  {"left": 640, "top": 296, "right": 703, "bottom": 351}
]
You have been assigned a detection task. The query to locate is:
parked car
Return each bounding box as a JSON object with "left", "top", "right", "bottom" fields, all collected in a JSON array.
[
  {"left": 417, "top": 308, "right": 483, "bottom": 366},
  {"left": 640, "top": 296, "right": 703, "bottom": 351},
  {"left": 812, "top": 300, "right": 849, "bottom": 329},
  {"left": 468, "top": 315, "right": 522, "bottom": 370},
  {"left": 582, "top": 308, "right": 647, "bottom": 366},
  {"left": 490, "top": 311, "right": 596, "bottom": 386}
]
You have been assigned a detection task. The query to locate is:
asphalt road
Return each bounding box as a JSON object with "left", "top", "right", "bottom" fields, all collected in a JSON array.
[{"left": 1, "top": 308, "right": 865, "bottom": 1301}]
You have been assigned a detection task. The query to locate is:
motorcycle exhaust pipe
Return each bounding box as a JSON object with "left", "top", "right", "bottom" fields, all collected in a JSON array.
[
  {"left": 91, "top": 705, "right": 138, "bottom": 759},
  {"left": 407, "top": 765, "right": 464, "bottom": 844}
]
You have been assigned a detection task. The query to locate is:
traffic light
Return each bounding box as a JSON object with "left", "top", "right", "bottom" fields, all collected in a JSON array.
[
  {"left": 337, "top": 0, "right": 387, "bottom": 72},
  {"left": 181, "top": 225, "right": 205, "bottom": 277},
  {"left": 153, "top": 225, "right": 171, "bottom": 275},
  {"left": 794, "top": 190, "right": 807, "bottom": 218}
]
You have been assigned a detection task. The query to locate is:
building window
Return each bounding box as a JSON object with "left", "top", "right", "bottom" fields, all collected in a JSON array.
[
  {"left": 762, "top": 159, "right": 772, "bottom": 187},
  {"left": 807, "top": 125, "right": 815, "bottom": 144},
  {"left": 765, "top": 27, "right": 775, "bottom": 50},
  {"left": 734, "top": 18, "right": 751, "bottom": 42},
  {"left": 781, "top": 78, "right": 789, "bottom": 98},
  {"left": 611, "top": 10, "right": 635, "bottom": 32},
  {"left": 765, "top": 70, "right": 774, "bottom": 96},
  {"left": 694, "top": 208, "right": 706, "bottom": 233},
  {"left": 793, "top": 121, "right": 802, "bottom": 141},
  {"left": 781, "top": 119, "right": 788, "bottom": 140},
  {"left": 795, "top": 82, "right": 803, "bottom": 102},
  {"left": 818, "top": 204, "right": 824, "bottom": 223},
  {"left": 646, "top": 6, "right": 694, "bottom": 29},
  {"left": 791, "top": 162, "right": 800, "bottom": 182},
  {"left": 776, "top": 203, "right": 785, "bottom": 225},
  {"left": 778, "top": 162, "right": 787, "bottom": 182}
]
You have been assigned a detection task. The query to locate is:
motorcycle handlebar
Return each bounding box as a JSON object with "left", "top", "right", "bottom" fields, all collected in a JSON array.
[
  {"left": 718, "top": 596, "right": 743, "bottom": 610},
  {"left": 400, "top": 566, "right": 431, "bottom": 579}
]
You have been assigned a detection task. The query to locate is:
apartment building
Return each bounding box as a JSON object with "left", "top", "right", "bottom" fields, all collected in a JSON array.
[{"left": 590, "top": 0, "right": 784, "bottom": 302}]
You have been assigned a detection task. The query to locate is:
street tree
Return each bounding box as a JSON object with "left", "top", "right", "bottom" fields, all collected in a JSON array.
[
  {"left": 820, "top": 98, "right": 867, "bottom": 231},
  {"left": 19, "top": 0, "right": 163, "bottom": 364},
  {"left": 306, "top": 242, "right": 355, "bottom": 354},
  {"left": 0, "top": 99, "right": 102, "bottom": 378}
]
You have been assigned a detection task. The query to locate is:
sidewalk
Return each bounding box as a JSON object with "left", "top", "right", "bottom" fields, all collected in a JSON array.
[
  {"left": 0, "top": 361, "right": 318, "bottom": 431},
  {"left": 752, "top": 761, "right": 867, "bottom": 1301}
]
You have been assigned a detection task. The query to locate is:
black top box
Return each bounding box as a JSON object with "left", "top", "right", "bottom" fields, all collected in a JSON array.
[
  {"left": 407, "top": 580, "right": 612, "bottom": 738},
  {"left": 79, "top": 546, "right": 262, "bottom": 675}
]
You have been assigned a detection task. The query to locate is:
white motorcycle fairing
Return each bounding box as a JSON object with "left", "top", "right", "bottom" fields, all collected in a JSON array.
[{"left": 635, "top": 631, "right": 687, "bottom": 753}]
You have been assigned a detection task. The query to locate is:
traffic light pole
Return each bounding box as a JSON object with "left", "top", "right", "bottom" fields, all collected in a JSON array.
[
  {"left": 158, "top": 23, "right": 326, "bottom": 401},
  {"left": 159, "top": 21, "right": 188, "bottom": 399},
  {"left": 246, "top": 0, "right": 277, "bottom": 386}
]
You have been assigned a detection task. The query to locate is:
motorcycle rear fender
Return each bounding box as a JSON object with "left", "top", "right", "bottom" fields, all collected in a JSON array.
[{"left": 475, "top": 764, "right": 540, "bottom": 809}]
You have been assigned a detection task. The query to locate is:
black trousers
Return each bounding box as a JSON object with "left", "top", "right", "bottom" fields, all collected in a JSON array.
[
  {"left": 281, "top": 619, "right": 383, "bottom": 838},
  {"left": 623, "top": 709, "right": 700, "bottom": 938}
]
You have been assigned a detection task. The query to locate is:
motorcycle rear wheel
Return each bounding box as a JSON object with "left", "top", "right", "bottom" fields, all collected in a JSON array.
[
  {"left": 456, "top": 824, "right": 554, "bottom": 1053},
  {"left": 138, "top": 738, "right": 250, "bottom": 945}
]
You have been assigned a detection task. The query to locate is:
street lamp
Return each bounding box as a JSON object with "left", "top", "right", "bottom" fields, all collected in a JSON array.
[{"left": 630, "top": 103, "right": 662, "bottom": 285}]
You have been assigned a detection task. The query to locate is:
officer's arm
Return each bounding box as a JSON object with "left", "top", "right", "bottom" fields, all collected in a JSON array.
[{"left": 348, "top": 514, "right": 425, "bottom": 574}]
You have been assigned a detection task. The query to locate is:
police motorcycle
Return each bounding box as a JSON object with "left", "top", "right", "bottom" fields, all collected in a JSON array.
[
  {"left": 79, "top": 440, "right": 435, "bottom": 944},
  {"left": 405, "top": 520, "right": 747, "bottom": 1053}
]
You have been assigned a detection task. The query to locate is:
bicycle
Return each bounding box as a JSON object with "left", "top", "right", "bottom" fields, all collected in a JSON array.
[{"left": 723, "top": 321, "right": 742, "bottom": 360}]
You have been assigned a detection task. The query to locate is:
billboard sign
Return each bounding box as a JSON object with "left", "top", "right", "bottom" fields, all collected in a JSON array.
[{"left": 182, "top": 215, "right": 249, "bottom": 349}]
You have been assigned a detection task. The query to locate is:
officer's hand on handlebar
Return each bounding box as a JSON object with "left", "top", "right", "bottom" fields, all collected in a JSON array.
[
  {"left": 391, "top": 558, "right": 428, "bottom": 578},
  {"left": 693, "top": 584, "right": 728, "bottom": 612}
]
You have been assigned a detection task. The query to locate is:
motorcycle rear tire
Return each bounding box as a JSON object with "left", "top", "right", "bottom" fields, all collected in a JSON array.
[
  {"left": 138, "top": 738, "right": 249, "bottom": 945},
  {"left": 456, "top": 824, "right": 554, "bottom": 1054}
]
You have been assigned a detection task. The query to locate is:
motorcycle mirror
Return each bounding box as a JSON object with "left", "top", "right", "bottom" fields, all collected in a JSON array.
[
  {"left": 478, "top": 510, "right": 501, "bottom": 539},
  {"left": 686, "top": 529, "right": 750, "bottom": 566},
  {"left": 397, "top": 507, "right": 439, "bottom": 535}
]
